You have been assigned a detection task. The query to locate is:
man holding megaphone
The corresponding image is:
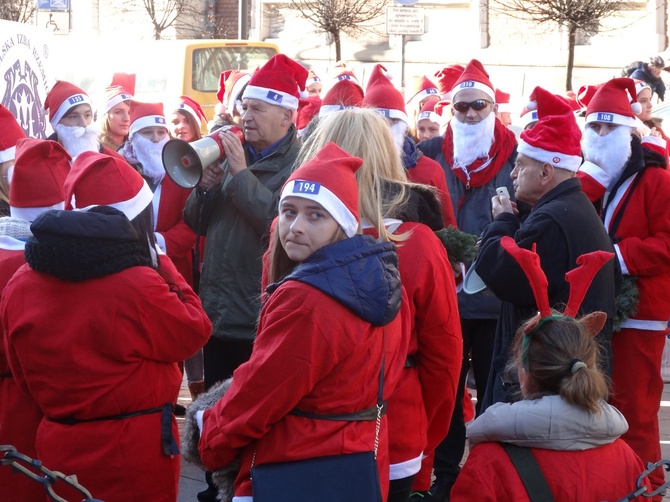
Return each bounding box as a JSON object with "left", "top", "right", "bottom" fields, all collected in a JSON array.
[{"left": 182, "top": 54, "right": 308, "bottom": 502}]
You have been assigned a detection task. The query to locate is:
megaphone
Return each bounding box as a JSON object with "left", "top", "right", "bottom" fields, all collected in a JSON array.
[{"left": 162, "top": 126, "right": 244, "bottom": 189}]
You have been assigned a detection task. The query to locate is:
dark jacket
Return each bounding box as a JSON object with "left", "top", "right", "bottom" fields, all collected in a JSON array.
[
  {"left": 183, "top": 125, "right": 301, "bottom": 340},
  {"left": 418, "top": 136, "right": 517, "bottom": 319},
  {"left": 474, "top": 178, "right": 618, "bottom": 410},
  {"left": 630, "top": 64, "right": 666, "bottom": 101}
]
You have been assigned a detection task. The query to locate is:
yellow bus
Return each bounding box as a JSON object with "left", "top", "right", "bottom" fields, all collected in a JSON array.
[{"left": 50, "top": 38, "right": 280, "bottom": 122}]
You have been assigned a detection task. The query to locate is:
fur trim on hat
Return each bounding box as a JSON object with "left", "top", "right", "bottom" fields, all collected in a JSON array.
[{"left": 183, "top": 378, "right": 239, "bottom": 502}]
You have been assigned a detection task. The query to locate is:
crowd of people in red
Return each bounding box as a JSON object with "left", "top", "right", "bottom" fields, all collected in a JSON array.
[{"left": 0, "top": 50, "right": 668, "bottom": 502}]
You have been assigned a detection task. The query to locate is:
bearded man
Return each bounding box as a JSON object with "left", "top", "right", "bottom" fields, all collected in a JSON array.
[
  {"left": 577, "top": 77, "right": 670, "bottom": 497},
  {"left": 121, "top": 101, "right": 196, "bottom": 286},
  {"left": 362, "top": 64, "right": 456, "bottom": 228},
  {"left": 44, "top": 80, "right": 123, "bottom": 159},
  {"left": 415, "top": 59, "right": 517, "bottom": 502}
]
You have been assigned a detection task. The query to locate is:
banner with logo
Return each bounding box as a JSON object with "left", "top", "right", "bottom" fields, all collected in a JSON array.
[{"left": 0, "top": 20, "right": 55, "bottom": 139}]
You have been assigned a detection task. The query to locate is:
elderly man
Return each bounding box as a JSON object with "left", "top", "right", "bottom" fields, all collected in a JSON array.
[
  {"left": 577, "top": 77, "right": 670, "bottom": 496},
  {"left": 416, "top": 59, "right": 517, "bottom": 501},
  {"left": 183, "top": 54, "right": 306, "bottom": 502},
  {"left": 474, "top": 86, "right": 617, "bottom": 409}
]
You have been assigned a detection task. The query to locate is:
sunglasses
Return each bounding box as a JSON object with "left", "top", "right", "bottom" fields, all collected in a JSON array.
[{"left": 453, "top": 99, "right": 492, "bottom": 113}]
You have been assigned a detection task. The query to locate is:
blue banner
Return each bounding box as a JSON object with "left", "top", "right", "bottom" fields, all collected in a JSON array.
[{"left": 37, "top": 0, "right": 69, "bottom": 11}]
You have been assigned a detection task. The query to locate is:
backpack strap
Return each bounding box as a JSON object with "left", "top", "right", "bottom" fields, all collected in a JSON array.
[{"left": 500, "top": 443, "right": 555, "bottom": 502}]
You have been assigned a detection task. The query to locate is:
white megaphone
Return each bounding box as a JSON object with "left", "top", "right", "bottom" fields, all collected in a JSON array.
[{"left": 162, "top": 126, "right": 244, "bottom": 188}]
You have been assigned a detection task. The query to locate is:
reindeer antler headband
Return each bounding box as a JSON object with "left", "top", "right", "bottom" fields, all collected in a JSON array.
[{"left": 499, "top": 236, "right": 614, "bottom": 367}]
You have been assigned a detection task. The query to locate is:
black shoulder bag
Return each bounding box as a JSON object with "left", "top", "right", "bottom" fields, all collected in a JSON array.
[{"left": 501, "top": 442, "right": 555, "bottom": 502}]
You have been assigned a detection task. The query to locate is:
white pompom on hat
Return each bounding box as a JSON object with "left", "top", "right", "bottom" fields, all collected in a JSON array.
[
  {"left": 585, "top": 77, "right": 641, "bottom": 127},
  {"left": 242, "top": 54, "right": 309, "bottom": 111},
  {"left": 64, "top": 151, "right": 154, "bottom": 221},
  {"left": 280, "top": 142, "right": 362, "bottom": 238},
  {"left": 10, "top": 138, "right": 70, "bottom": 222}
]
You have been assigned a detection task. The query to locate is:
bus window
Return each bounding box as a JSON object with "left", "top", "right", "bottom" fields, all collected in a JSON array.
[{"left": 191, "top": 46, "right": 278, "bottom": 92}]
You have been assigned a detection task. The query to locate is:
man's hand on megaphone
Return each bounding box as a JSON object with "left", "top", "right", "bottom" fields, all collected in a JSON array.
[
  {"left": 220, "top": 128, "right": 247, "bottom": 176},
  {"left": 199, "top": 163, "right": 224, "bottom": 190}
]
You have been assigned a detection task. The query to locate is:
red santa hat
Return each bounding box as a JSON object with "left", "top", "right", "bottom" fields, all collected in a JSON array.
[
  {"left": 306, "top": 70, "right": 321, "bottom": 88},
  {"left": 417, "top": 100, "right": 442, "bottom": 126},
  {"left": 64, "top": 151, "right": 154, "bottom": 221},
  {"left": 519, "top": 107, "right": 539, "bottom": 129},
  {"left": 495, "top": 88, "right": 513, "bottom": 113},
  {"left": 44, "top": 80, "right": 93, "bottom": 127},
  {"left": 405, "top": 75, "right": 440, "bottom": 106},
  {"left": 175, "top": 95, "right": 207, "bottom": 128},
  {"left": 318, "top": 79, "right": 364, "bottom": 119},
  {"left": 242, "top": 54, "right": 309, "bottom": 111},
  {"left": 10, "top": 139, "right": 70, "bottom": 222},
  {"left": 0, "top": 105, "right": 26, "bottom": 163},
  {"left": 296, "top": 96, "right": 322, "bottom": 131},
  {"left": 633, "top": 78, "right": 651, "bottom": 97},
  {"left": 101, "top": 85, "right": 133, "bottom": 116},
  {"left": 563, "top": 91, "right": 582, "bottom": 113},
  {"left": 518, "top": 86, "right": 583, "bottom": 172},
  {"left": 452, "top": 59, "right": 496, "bottom": 102},
  {"left": 217, "top": 70, "right": 252, "bottom": 116},
  {"left": 585, "top": 78, "right": 641, "bottom": 127},
  {"left": 576, "top": 84, "right": 599, "bottom": 109},
  {"left": 111, "top": 73, "right": 136, "bottom": 96},
  {"left": 433, "top": 65, "right": 464, "bottom": 99},
  {"left": 129, "top": 101, "right": 168, "bottom": 137},
  {"left": 434, "top": 99, "right": 452, "bottom": 119},
  {"left": 362, "top": 64, "right": 408, "bottom": 124},
  {"left": 280, "top": 141, "right": 362, "bottom": 238}
]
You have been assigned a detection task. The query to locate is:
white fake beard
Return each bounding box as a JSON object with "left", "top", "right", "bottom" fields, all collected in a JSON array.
[
  {"left": 582, "top": 125, "right": 633, "bottom": 184},
  {"left": 56, "top": 123, "right": 101, "bottom": 158},
  {"left": 451, "top": 112, "right": 496, "bottom": 168},
  {"left": 131, "top": 133, "right": 169, "bottom": 185},
  {"left": 390, "top": 120, "right": 409, "bottom": 155}
]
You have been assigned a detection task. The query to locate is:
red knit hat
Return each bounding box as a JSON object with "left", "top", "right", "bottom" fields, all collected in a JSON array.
[
  {"left": 242, "top": 54, "right": 308, "bottom": 111},
  {"left": 405, "top": 75, "right": 439, "bottom": 106},
  {"left": 129, "top": 101, "right": 167, "bottom": 137},
  {"left": 0, "top": 105, "right": 26, "bottom": 163},
  {"left": 175, "top": 96, "right": 206, "bottom": 128},
  {"left": 417, "top": 100, "right": 441, "bottom": 125},
  {"left": 10, "top": 138, "right": 70, "bottom": 221},
  {"left": 585, "top": 77, "right": 641, "bottom": 127},
  {"left": 433, "top": 65, "right": 464, "bottom": 99},
  {"left": 518, "top": 86, "right": 583, "bottom": 172},
  {"left": 318, "top": 79, "right": 364, "bottom": 119},
  {"left": 495, "top": 88, "right": 513, "bottom": 113},
  {"left": 101, "top": 85, "right": 133, "bottom": 116},
  {"left": 296, "top": 96, "right": 321, "bottom": 131},
  {"left": 452, "top": 59, "right": 495, "bottom": 101},
  {"left": 217, "top": 70, "right": 252, "bottom": 115},
  {"left": 363, "top": 64, "right": 408, "bottom": 123},
  {"left": 280, "top": 141, "right": 362, "bottom": 237},
  {"left": 44, "top": 80, "right": 93, "bottom": 127},
  {"left": 64, "top": 151, "right": 154, "bottom": 221},
  {"left": 111, "top": 73, "right": 136, "bottom": 96}
]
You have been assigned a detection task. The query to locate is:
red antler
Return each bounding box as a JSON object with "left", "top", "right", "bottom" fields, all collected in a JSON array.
[
  {"left": 563, "top": 251, "right": 614, "bottom": 317},
  {"left": 500, "top": 236, "right": 551, "bottom": 317}
]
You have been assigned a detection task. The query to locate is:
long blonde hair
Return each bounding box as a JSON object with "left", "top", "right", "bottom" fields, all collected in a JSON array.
[{"left": 296, "top": 108, "right": 425, "bottom": 242}]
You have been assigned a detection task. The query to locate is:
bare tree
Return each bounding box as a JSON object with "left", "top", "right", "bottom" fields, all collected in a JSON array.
[
  {"left": 289, "top": 0, "right": 390, "bottom": 62},
  {"left": 141, "top": 0, "right": 189, "bottom": 39},
  {"left": 0, "top": 0, "right": 34, "bottom": 23},
  {"left": 490, "top": 0, "right": 625, "bottom": 91}
]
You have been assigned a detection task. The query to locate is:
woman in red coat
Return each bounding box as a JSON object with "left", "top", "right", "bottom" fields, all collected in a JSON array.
[
  {"left": 450, "top": 240, "right": 649, "bottom": 502},
  {"left": 1, "top": 151, "right": 211, "bottom": 502},
  {"left": 197, "top": 142, "right": 410, "bottom": 500},
  {"left": 295, "top": 108, "right": 463, "bottom": 502}
]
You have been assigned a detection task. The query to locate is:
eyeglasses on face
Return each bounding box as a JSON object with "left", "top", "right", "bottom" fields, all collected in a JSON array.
[{"left": 453, "top": 99, "right": 492, "bottom": 113}]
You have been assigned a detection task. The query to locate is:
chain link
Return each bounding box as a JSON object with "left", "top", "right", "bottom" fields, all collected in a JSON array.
[
  {"left": 1, "top": 445, "right": 103, "bottom": 502},
  {"left": 617, "top": 459, "right": 670, "bottom": 501}
]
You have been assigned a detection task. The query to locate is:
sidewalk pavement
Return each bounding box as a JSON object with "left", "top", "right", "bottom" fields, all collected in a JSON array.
[{"left": 177, "top": 380, "right": 670, "bottom": 501}]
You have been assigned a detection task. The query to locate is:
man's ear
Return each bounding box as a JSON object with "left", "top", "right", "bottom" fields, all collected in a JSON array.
[
  {"left": 284, "top": 108, "right": 295, "bottom": 126},
  {"left": 492, "top": 103, "right": 499, "bottom": 114},
  {"left": 541, "top": 162, "right": 555, "bottom": 181}
]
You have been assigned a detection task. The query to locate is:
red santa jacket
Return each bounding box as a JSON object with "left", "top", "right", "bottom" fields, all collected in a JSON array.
[
  {"left": 156, "top": 176, "right": 196, "bottom": 285},
  {"left": 578, "top": 139, "right": 670, "bottom": 331},
  {"left": 450, "top": 440, "right": 649, "bottom": 501},
  {"left": 2, "top": 257, "right": 211, "bottom": 501},
  {"left": 367, "top": 222, "right": 462, "bottom": 480},
  {"left": 199, "top": 237, "right": 411, "bottom": 499},
  {"left": 406, "top": 154, "right": 458, "bottom": 228},
  {"left": 0, "top": 246, "right": 43, "bottom": 502}
]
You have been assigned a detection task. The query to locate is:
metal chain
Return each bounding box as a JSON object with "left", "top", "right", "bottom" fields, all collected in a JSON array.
[
  {"left": 617, "top": 459, "right": 670, "bottom": 501},
  {"left": 0, "top": 445, "right": 103, "bottom": 502}
]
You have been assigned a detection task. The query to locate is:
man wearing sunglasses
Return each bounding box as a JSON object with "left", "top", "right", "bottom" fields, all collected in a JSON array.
[{"left": 415, "top": 59, "right": 518, "bottom": 502}]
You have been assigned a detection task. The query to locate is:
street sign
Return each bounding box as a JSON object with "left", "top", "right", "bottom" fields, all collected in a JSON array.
[
  {"left": 37, "top": 0, "right": 69, "bottom": 10},
  {"left": 386, "top": 6, "right": 425, "bottom": 36}
]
